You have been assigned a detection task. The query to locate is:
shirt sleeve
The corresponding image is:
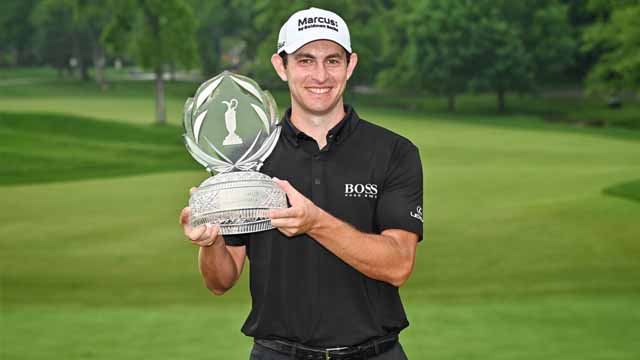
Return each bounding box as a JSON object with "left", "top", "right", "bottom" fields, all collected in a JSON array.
[
  {"left": 375, "top": 140, "right": 424, "bottom": 241},
  {"left": 223, "top": 233, "right": 248, "bottom": 246}
]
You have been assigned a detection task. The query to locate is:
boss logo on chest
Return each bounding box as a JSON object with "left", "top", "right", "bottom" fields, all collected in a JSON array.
[{"left": 344, "top": 183, "right": 378, "bottom": 198}]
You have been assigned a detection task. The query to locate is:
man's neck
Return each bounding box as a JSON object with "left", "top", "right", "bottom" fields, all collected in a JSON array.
[{"left": 290, "top": 100, "right": 346, "bottom": 149}]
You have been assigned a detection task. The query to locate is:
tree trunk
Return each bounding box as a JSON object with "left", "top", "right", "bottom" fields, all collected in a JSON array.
[
  {"left": 200, "top": 30, "right": 220, "bottom": 77},
  {"left": 79, "top": 59, "right": 90, "bottom": 81},
  {"left": 497, "top": 89, "right": 505, "bottom": 113},
  {"left": 154, "top": 67, "right": 166, "bottom": 124},
  {"left": 93, "top": 45, "right": 106, "bottom": 90},
  {"left": 170, "top": 62, "right": 176, "bottom": 81},
  {"left": 447, "top": 94, "right": 456, "bottom": 112}
]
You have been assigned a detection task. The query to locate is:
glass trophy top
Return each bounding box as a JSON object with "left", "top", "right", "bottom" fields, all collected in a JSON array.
[{"left": 183, "top": 71, "right": 281, "bottom": 173}]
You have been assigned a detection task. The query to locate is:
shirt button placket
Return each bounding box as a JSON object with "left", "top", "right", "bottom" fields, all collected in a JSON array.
[{"left": 311, "top": 153, "right": 323, "bottom": 206}]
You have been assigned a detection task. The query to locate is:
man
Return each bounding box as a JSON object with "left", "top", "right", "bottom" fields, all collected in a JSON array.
[{"left": 180, "top": 7, "right": 423, "bottom": 360}]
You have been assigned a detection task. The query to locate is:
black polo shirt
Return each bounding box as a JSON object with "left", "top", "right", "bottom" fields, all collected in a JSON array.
[{"left": 225, "top": 105, "right": 423, "bottom": 347}]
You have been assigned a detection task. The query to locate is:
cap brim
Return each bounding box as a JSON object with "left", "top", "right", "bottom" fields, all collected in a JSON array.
[{"left": 283, "top": 38, "right": 352, "bottom": 54}]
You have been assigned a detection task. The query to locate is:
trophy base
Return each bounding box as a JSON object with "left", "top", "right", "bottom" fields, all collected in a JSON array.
[{"left": 189, "top": 171, "right": 287, "bottom": 235}]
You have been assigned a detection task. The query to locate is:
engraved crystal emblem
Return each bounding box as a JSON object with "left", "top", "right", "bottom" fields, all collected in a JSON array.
[
  {"left": 222, "top": 99, "right": 242, "bottom": 145},
  {"left": 183, "top": 71, "right": 286, "bottom": 234}
]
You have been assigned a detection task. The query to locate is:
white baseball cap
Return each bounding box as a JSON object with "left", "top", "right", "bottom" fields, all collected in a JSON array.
[{"left": 277, "top": 7, "right": 352, "bottom": 54}]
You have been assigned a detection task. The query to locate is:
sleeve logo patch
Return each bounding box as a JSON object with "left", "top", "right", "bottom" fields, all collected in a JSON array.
[{"left": 410, "top": 206, "right": 423, "bottom": 223}]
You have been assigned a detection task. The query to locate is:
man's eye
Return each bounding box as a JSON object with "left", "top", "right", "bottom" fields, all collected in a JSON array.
[
  {"left": 299, "top": 59, "right": 313, "bottom": 65},
  {"left": 328, "top": 59, "right": 340, "bottom": 65}
]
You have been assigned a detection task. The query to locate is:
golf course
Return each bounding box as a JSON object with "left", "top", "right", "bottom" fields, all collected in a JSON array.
[{"left": 1, "top": 77, "right": 639, "bottom": 360}]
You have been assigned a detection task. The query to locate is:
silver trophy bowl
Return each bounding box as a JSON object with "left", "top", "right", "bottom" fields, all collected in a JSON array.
[
  {"left": 183, "top": 71, "right": 286, "bottom": 234},
  {"left": 189, "top": 172, "right": 287, "bottom": 235}
]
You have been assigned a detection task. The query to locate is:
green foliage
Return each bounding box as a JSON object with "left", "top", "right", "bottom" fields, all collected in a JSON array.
[
  {"left": 30, "top": 0, "right": 76, "bottom": 72},
  {"left": 582, "top": 0, "right": 640, "bottom": 95},
  {"left": 103, "top": 0, "right": 199, "bottom": 72},
  {"left": 382, "top": 0, "right": 576, "bottom": 112},
  {"left": 189, "top": 0, "right": 230, "bottom": 77},
  {"left": 0, "top": 0, "right": 38, "bottom": 66},
  {"left": 379, "top": 0, "right": 486, "bottom": 108},
  {"left": 28, "top": 0, "right": 111, "bottom": 80},
  {"left": 467, "top": 7, "right": 532, "bottom": 112},
  {"left": 102, "top": 0, "right": 199, "bottom": 123},
  {"left": 187, "top": 0, "right": 265, "bottom": 77}
]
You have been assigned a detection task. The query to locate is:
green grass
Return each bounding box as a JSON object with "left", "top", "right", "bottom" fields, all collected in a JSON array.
[
  {"left": 1, "top": 78, "right": 640, "bottom": 359},
  {"left": 1, "top": 70, "right": 638, "bottom": 129},
  {"left": 0, "top": 79, "right": 197, "bottom": 124},
  {"left": 0, "top": 67, "right": 61, "bottom": 80},
  {"left": 603, "top": 179, "right": 640, "bottom": 203},
  {"left": 0, "top": 112, "right": 197, "bottom": 185},
  {"left": 344, "top": 90, "right": 640, "bottom": 129}
]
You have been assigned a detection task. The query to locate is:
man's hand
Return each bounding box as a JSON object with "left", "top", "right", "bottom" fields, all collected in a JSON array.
[
  {"left": 269, "top": 178, "right": 321, "bottom": 237},
  {"left": 180, "top": 187, "right": 222, "bottom": 247}
]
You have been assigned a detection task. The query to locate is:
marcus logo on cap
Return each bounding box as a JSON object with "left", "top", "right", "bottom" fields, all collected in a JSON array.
[{"left": 277, "top": 7, "right": 352, "bottom": 55}]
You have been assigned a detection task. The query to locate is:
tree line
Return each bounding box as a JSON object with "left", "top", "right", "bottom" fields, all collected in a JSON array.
[{"left": 1, "top": 0, "right": 638, "bottom": 122}]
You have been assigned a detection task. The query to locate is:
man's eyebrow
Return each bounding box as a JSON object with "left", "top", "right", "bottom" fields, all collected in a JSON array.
[
  {"left": 293, "top": 52, "right": 344, "bottom": 60},
  {"left": 293, "top": 52, "right": 316, "bottom": 59}
]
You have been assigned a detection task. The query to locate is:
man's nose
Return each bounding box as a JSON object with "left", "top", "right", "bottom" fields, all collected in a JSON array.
[{"left": 311, "top": 63, "right": 329, "bottom": 83}]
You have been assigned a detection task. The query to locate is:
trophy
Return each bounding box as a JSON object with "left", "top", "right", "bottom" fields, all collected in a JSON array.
[{"left": 183, "top": 71, "right": 287, "bottom": 234}]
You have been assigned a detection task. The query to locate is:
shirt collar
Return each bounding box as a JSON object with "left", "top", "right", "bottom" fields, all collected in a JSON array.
[{"left": 282, "top": 104, "right": 360, "bottom": 147}]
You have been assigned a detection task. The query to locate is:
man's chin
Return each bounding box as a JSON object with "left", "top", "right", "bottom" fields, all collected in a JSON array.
[{"left": 303, "top": 99, "right": 343, "bottom": 115}]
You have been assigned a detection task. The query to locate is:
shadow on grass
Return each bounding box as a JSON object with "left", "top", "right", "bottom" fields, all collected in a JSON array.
[
  {"left": 603, "top": 179, "right": 640, "bottom": 204},
  {"left": 0, "top": 111, "right": 198, "bottom": 186}
]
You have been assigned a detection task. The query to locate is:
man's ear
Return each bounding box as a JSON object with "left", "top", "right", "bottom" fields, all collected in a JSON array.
[
  {"left": 271, "top": 54, "right": 288, "bottom": 81},
  {"left": 346, "top": 52, "right": 358, "bottom": 81}
]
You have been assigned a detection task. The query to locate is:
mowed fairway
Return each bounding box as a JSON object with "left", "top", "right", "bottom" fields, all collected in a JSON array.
[{"left": 1, "top": 85, "right": 640, "bottom": 359}]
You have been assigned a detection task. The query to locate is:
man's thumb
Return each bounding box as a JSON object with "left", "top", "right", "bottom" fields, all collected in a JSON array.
[{"left": 273, "top": 177, "right": 299, "bottom": 202}]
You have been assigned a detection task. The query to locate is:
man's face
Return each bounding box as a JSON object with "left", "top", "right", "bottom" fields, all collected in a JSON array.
[{"left": 272, "top": 40, "right": 358, "bottom": 116}]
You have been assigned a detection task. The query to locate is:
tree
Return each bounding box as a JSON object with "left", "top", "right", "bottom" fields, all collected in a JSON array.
[
  {"left": 379, "top": 0, "right": 483, "bottom": 111},
  {"left": 379, "top": 0, "right": 575, "bottom": 112},
  {"left": 188, "top": 0, "right": 259, "bottom": 78},
  {"left": 0, "top": 0, "right": 38, "bottom": 66},
  {"left": 471, "top": 0, "right": 576, "bottom": 112},
  {"left": 104, "top": 0, "right": 199, "bottom": 124},
  {"left": 582, "top": 0, "right": 640, "bottom": 96},
  {"left": 30, "top": 0, "right": 111, "bottom": 83},
  {"left": 468, "top": 7, "right": 533, "bottom": 113},
  {"left": 561, "top": 0, "right": 600, "bottom": 81},
  {"left": 30, "top": 0, "right": 75, "bottom": 76},
  {"left": 72, "top": 0, "right": 112, "bottom": 87}
]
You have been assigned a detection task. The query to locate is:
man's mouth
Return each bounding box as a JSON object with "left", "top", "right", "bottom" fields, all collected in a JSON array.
[{"left": 307, "top": 87, "right": 331, "bottom": 94}]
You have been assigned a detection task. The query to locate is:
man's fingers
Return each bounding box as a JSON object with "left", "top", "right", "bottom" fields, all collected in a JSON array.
[
  {"left": 187, "top": 225, "right": 207, "bottom": 241},
  {"left": 205, "top": 224, "right": 220, "bottom": 241},
  {"left": 273, "top": 178, "right": 302, "bottom": 202},
  {"left": 180, "top": 207, "right": 190, "bottom": 225},
  {"left": 275, "top": 226, "right": 297, "bottom": 237},
  {"left": 192, "top": 226, "right": 221, "bottom": 247},
  {"left": 269, "top": 206, "right": 301, "bottom": 219},
  {"left": 270, "top": 217, "right": 299, "bottom": 229},
  {"left": 180, "top": 207, "right": 195, "bottom": 236}
]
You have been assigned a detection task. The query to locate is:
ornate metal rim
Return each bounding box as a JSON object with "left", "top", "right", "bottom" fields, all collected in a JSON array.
[
  {"left": 191, "top": 208, "right": 274, "bottom": 235},
  {"left": 188, "top": 171, "right": 287, "bottom": 234}
]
